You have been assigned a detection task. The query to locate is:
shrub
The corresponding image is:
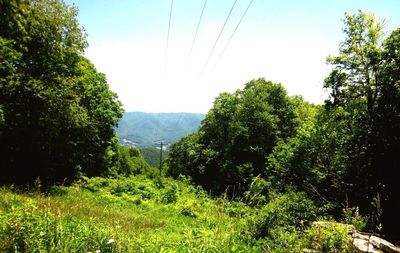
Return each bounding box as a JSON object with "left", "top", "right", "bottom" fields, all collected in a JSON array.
[
  {"left": 306, "top": 222, "right": 354, "bottom": 253},
  {"left": 161, "top": 184, "right": 178, "bottom": 204},
  {"left": 263, "top": 227, "right": 304, "bottom": 253},
  {"left": 246, "top": 191, "right": 324, "bottom": 238},
  {"left": 243, "top": 176, "right": 271, "bottom": 207},
  {"left": 341, "top": 206, "right": 367, "bottom": 231}
]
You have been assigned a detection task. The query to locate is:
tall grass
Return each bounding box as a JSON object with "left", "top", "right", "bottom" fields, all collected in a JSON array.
[{"left": 0, "top": 175, "right": 353, "bottom": 252}]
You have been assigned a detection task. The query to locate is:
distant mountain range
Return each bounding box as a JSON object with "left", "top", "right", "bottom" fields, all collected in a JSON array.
[{"left": 116, "top": 112, "right": 205, "bottom": 149}]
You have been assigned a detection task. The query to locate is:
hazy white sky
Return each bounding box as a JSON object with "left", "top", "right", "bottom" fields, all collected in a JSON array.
[{"left": 65, "top": 0, "right": 400, "bottom": 113}]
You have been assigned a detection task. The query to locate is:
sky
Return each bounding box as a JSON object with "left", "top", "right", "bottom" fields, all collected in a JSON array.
[{"left": 64, "top": 0, "right": 400, "bottom": 113}]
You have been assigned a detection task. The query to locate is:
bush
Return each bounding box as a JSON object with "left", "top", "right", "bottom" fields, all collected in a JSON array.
[
  {"left": 243, "top": 176, "right": 271, "bottom": 207},
  {"left": 305, "top": 222, "right": 354, "bottom": 253},
  {"left": 161, "top": 184, "right": 178, "bottom": 204},
  {"left": 246, "top": 191, "right": 325, "bottom": 238},
  {"left": 262, "top": 227, "right": 304, "bottom": 253},
  {"left": 341, "top": 206, "right": 367, "bottom": 231}
]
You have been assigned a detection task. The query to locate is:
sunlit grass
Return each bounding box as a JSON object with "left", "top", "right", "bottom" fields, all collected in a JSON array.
[
  {"left": 0, "top": 176, "right": 258, "bottom": 252},
  {"left": 0, "top": 176, "right": 353, "bottom": 252}
]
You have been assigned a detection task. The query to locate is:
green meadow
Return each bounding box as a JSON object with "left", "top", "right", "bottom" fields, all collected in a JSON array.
[{"left": 0, "top": 175, "right": 353, "bottom": 252}]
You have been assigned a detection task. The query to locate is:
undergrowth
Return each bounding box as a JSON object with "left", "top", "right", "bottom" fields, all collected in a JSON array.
[{"left": 0, "top": 175, "right": 354, "bottom": 252}]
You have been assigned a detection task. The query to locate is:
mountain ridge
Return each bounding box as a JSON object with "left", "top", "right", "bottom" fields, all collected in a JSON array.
[{"left": 116, "top": 112, "right": 205, "bottom": 148}]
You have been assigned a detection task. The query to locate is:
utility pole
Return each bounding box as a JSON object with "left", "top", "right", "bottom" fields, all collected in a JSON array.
[{"left": 159, "top": 141, "right": 163, "bottom": 176}]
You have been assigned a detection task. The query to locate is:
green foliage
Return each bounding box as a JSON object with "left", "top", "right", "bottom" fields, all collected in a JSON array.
[
  {"left": 106, "top": 146, "right": 151, "bottom": 177},
  {"left": 267, "top": 97, "right": 322, "bottom": 193},
  {"left": 243, "top": 176, "right": 270, "bottom": 207},
  {"left": 167, "top": 132, "right": 203, "bottom": 180},
  {"left": 0, "top": 0, "right": 123, "bottom": 184},
  {"left": 0, "top": 176, "right": 254, "bottom": 252},
  {"left": 168, "top": 78, "right": 298, "bottom": 195},
  {"left": 341, "top": 206, "right": 367, "bottom": 231},
  {"left": 166, "top": 10, "right": 400, "bottom": 243},
  {"left": 0, "top": 175, "right": 362, "bottom": 252},
  {"left": 0, "top": 191, "right": 116, "bottom": 252},
  {"left": 251, "top": 222, "right": 353, "bottom": 253},
  {"left": 323, "top": 10, "right": 400, "bottom": 239},
  {"left": 140, "top": 147, "right": 169, "bottom": 167},
  {"left": 2, "top": 4, "right": 399, "bottom": 248},
  {"left": 306, "top": 223, "right": 353, "bottom": 253},
  {"left": 161, "top": 184, "right": 178, "bottom": 204},
  {"left": 323, "top": 10, "right": 385, "bottom": 198},
  {"left": 246, "top": 191, "right": 325, "bottom": 238}
]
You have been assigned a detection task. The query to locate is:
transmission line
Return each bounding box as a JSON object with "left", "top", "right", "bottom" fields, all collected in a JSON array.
[
  {"left": 213, "top": 0, "right": 254, "bottom": 69},
  {"left": 164, "top": 0, "right": 174, "bottom": 72},
  {"left": 200, "top": 0, "right": 238, "bottom": 76},
  {"left": 186, "top": 0, "right": 208, "bottom": 68}
]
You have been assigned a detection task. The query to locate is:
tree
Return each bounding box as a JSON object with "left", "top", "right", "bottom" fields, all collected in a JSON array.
[
  {"left": 373, "top": 28, "right": 400, "bottom": 241},
  {"left": 324, "top": 10, "right": 400, "bottom": 239},
  {"left": 324, "top": 10, "right": 383, "bottom": 210},
  {"left": 168, "top": 133, "right": 199, "bottom": 177},
  {"left": 0, "top": 0, "right": 123, "bottom": 184},
  {"left": 107, "top": 146, "right": 150, "bottom": 177},
  {"left": 266, "top": 97, "right": 321, "bottom": 192},
  {"left": 325, "top": 11, "right": 384, "bottom": 112},
  {"left": 168, "top": 78, "right": 298, "bottom": 195}
]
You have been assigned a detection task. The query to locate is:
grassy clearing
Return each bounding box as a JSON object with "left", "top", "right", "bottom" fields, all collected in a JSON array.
[{"left": 0, "top": 176, "right": 354, "bottom": 252}]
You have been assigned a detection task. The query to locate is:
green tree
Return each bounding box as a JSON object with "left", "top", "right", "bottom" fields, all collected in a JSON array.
[
  {"left": 372, "top": 28, "right": 400, "bottom": 241},
  {"left": 266, "top": 97, "right": 321, "bottom": 192},
  {"left": 324, "top": 10, "right": 400, "bottom": 239},
  {"left": 324, "top": 10, "right": 384, "bottom": 210},
  {"left": 167, "top": 132, "right": 203, "bottom": 180},
  {"left": 107, "top": 146, "right": 150, "bottom": 177},
  {"left": 0, "top": 0, "right": 123, "bottom": 184},
  {"left": 168, "top": 78, "right": 297, "bottom": 195}
]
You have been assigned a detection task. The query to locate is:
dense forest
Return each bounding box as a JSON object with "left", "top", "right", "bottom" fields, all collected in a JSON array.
[{"left": 1, "top": 0, "right": 399, "bottom": 252}]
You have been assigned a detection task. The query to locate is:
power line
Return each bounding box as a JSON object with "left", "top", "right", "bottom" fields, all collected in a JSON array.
[
  {"left": 200, "top": 0, "right": 238, "bottom": 76},
  {"left": 175, "top": 1, "right": 207, "bottom": 133},
  {"left": 186, "top": 0, "right": 208, "bottom": 69},
  {"left": 213, "top": 0, "right": 254, "bottom": 70},
  {"left": 164, "top": 0, "right": 174, "bottom": 72}
]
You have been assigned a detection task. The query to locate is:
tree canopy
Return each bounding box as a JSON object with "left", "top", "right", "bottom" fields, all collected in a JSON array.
[
  {"left": 0, "top": 0, "right": 123, "bottom": 184},
  {"left": 168, "top": 78, "right": 298, "bottom": 195},
  {"left": 323, "top": 10, "right": 400, "bottom": 240}
]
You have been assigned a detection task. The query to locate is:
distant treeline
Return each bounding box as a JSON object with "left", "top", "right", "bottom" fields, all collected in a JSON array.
[{"left": 117, "top": 112, "right": 205, "bottom": 149}]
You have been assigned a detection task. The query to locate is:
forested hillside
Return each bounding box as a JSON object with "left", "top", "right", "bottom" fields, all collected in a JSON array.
[
  {"left": 167, "top": 11, "right": 400, "bottom": 243},
  {"left": 1, "top": 1, "right": 399, "bottom": 252},
  {"left": 140, "top": 147, "right": 170, "bottom": 167},
  {"left": 116, "top": 112, "right": 205, "bottom": 148}
]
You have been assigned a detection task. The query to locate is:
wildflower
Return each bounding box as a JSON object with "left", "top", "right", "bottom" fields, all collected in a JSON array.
[
  {"left": 95, "top": 250, "right": 100, "bottom": 253},
  {"left": 107, "top": 238, "right": 115, "bottom": 244}
]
